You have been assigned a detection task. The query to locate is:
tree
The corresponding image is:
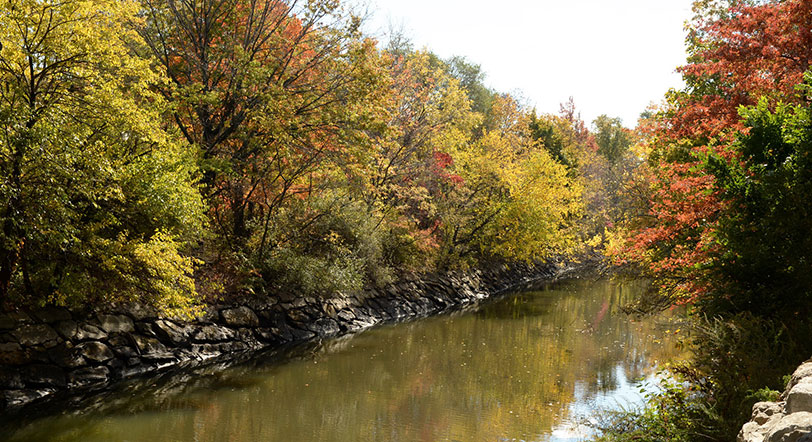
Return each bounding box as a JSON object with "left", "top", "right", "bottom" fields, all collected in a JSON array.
[
  {"left": 138, "top": 0, "right": 385, "bottom": 250},
  {"left": 702, "top": 87, "right": 812, "bottom": 315},
  {"left": 592, "top": 115, "right": 634, "bottom": 164},
  {"left": 617, "top": 0, "right": 812, "bottom": 303},
  {"left": 440, "top": 95, "right": 582, "bottom": 265},
  {"left": 0, "top": 0, "right": 204, "bottom": 312}
]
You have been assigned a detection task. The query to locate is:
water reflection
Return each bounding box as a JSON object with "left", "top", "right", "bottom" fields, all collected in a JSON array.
[{"left": 5, "top": 279, "right": 685, "bottom": 442}]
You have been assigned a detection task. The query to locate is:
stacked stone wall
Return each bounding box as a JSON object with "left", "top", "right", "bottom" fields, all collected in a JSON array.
[{"left": 0, "top": 261, "right": 574, "bottom": 411}]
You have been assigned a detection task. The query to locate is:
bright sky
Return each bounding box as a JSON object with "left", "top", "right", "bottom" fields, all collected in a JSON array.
[{"left": 362, "top": 0, "right": 695, "bottom": 128}]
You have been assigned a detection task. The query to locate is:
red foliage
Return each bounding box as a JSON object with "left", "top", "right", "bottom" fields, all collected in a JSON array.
[
  {"left": 621, "top": 0, "right": 812, "bottom": 301},
  {"left": 431, "top": 151, "right": 464, "bottom": 186}
]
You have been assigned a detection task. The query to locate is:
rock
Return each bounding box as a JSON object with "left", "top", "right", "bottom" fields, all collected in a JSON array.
[
  {"left": 74, "top": 324, "right": 108, "bottom": 341},
  {"left": 221, "top": 306, "right": 259, "bottom": 327},
  {"left": 14, "top": 324, "right": 59, "bottom": 347},
  {"left": 337, "top": 309, "right": 356, "bottom": 321},
  {"left": 197, "top": 306, "right": 220, "bottom": 323},
  {"left": 49, "top": 343, "right": 85, "bottom": 368},
  {"left": 1, "top": 389, "right": 50, "bottom": 408},
  {"left": 765, "top": 412, "right": 812, "bottom": 442},
  {"left": 68, "top": 366, "right": 110, "bottom": 387},
  {"left": 97, "top": 314, "right": 135, "bottom": 333},
  {"left": 130, "top": 334, "right": 167, "bottom": 355},
  {"left": 77, "top": 341, "right": 114, "bottom": 363},
  {"left": 32, "top": 308, "right": 72, "bottom": 323},
  {"left": 24, "top": 364, "right": 67, "bottom": 387},
  {"left": 192, "top": 325, "right": 237, "bottom": 343},
  {"left": 287, "top": 308, "right": 311, "bottom": 324},
  {"left": 786, "top": 363, "right": 812, "bottom": 396},
  {"left": 0, "top": 312, "right": 32, "bottom": 330},
  {"left": 54, "top": 320, "right": 78, "bottom": 340},
  {"left": 288, "top": 327, "right": 316, "bottom": 341},
  {"left": 788, "top": 379, "right": 812, "bottom": 414},
  {"left": 153, "top": 320, "right": 190, "bottom": 345},
  {"left": 112, "top": 346, "right": 138, "bottom": 360},
  {"left": 307, "top": 318, "right": 340, "bottom": 336},
  {"left": 0, "top": 342, "right": 28, "bottom": 365},
  {"left": 754, "top": 402, "right": 787, "bottom": 425},
  {"left": 127, "top": 304, "right": 158, "bottom": 321},
  {"left": 0, "top": 367, "right": 24, "bottom": 389}
]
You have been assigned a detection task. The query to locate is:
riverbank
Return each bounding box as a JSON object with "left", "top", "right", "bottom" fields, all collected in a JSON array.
[
  {"left": 738, "top": 357, "right": 812, "bottom": 442},
  {"left": 0, "top": 260, "right": 585, "bottom": 412}
]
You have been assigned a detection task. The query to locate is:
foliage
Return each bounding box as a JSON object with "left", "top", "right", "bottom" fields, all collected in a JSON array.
[
  {"left": 595, "top": 312, "right": 812, "bottom": 442},
  {"left": 616, "top": 0, "right": 812, "bottom": 306},
  {"left": 138, "top": 0, "right": 387, "bottom": 247},
  {"left": 439, "top": 95, "right": 583, "bottom": 266},
  {"left": 0, "top": 0, "right": 204, "bottom": 312},
  {"left": 0, "top": 0, "right": 593, "bottom": 311},
  {"left": 253, "top": 191, "right": 392, "bottom": 297},
  {"left": 700, "top": 92, "right": 812, "bottom": 316}
]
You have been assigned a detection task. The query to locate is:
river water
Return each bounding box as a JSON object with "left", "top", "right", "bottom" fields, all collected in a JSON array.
[{"left": 4, "top": 279, "right": 685, "bottom": 442}]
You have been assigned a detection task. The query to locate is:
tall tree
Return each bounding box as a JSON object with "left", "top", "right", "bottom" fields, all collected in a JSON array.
[
  {"left": 138, "top": 0, "right": 384, "bottom": 248},
  {"left": 0, "top": 0, "right": 203, "bottom": 311},
  {"left": 618, "top": 0, "right": 812, "bottom": 304}
]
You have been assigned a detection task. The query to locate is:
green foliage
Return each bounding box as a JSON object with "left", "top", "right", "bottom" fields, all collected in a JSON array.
[
  {"left": 700, "top": 83, "right": 812, "bottom": 316},
  {"left": 593, "top": 115, "right": 635, "bottom": 164},
  {"left": 528, "top": 112, "right": 576, "bottom": 167},
  {"left": 252, "top": 191, "right": 398, "bottom": 297},
  {"left": 0, "top": 0, "right": 204, "bottom": 312},
  {"left": 595, "top": 313, "right": 812, "bottom": 442},
  {"left": 593, "top": 375, "right": 712, "bottom": 442}
]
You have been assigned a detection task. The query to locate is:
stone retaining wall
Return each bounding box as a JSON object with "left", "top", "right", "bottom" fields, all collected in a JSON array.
[
  {"left": 738, "top": 358, "right": 812, "bottom": 442},
  {"left": 0, "top": 261, "right": 572, "bottom": 412}
]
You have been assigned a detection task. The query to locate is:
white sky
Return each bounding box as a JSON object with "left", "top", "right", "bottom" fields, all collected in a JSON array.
[{"left": 362, "top": 0, "right": 695, "bottom": 128}]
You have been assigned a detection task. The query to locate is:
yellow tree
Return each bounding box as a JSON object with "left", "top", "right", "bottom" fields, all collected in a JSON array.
[
  {"left": 442, "top": 95, "right": 582, "bottom": 265},
  {"left": 0, "top": 0, "right": 204, "bottom": 312}
]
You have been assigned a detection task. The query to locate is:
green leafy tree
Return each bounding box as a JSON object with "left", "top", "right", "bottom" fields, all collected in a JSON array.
[{"left": 592, "top": 115, "right": 634, "bottom": 164}]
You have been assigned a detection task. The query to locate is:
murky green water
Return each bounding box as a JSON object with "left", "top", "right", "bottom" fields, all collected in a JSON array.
[{"left": 4, "top": 279, "right": 685, "bottom": 442}]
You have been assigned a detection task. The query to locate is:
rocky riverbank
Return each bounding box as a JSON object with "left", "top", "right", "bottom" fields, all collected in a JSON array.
[
  {"left": 0, "top": 261, "right": 579, "bottom": 412},
  {"left": 738, "top": 358, "right": 812, "bottom": 442}
]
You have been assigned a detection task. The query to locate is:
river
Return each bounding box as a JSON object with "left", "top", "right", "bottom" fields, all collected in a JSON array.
[{"left": 3, "top": 278, "right": 684, "bottom": 442}]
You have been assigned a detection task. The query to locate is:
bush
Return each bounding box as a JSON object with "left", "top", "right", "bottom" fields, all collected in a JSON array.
[{"left": 251, "top": 191, "right": 403, "bottom": 297}]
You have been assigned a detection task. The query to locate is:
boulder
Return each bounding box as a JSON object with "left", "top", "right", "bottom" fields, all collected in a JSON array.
[
  {"left": 786, "top": 362, "right": 812, "bottom": 396},
  {"left": 74, "top": 324, "right": 108, "bottom": 341},
  {"left": 286, "top": 308, "right": 311, "bottom": 324},
  {"left": 0, "top": 342, "right": 28, "bottom": 365},
  {"left": 68, "top": 366, "right": 110, "bottom": 387},
  {"left": 788, "top": 378, "right": 812, "bottom": 414},
  {"left": 0, "top": 312, "right": 32, "bottom": 330},
  {"left": 1, "top": 389, "right": 49, "bottom": 408},
  {"left": 24, "top": 364, "right": 67, "bottom": 388},
  {"left": 765, "top": 412, "right": 812, "bottom": 442},
  {"left": 192, "top": 325, "right": 237, "bottom": 343},
  {"left": 48, "top": 343, "right": 86, "bottom": 368},
  {"left": 14, "top": 324, "right": 59, "bottom": 347},
  {"left": 307, "top": 318, "right": 340, "bottom": 336},
  {"left": 0, "top": 367, "right": 24, "bottom": 389},
  {"left": 54, "top": 320, "right": 78, "bottom": 340},
  {"left": 130, "top": 334, "right": 168, "bottom": 355},
  {"left": 77, "top": 341, "right": 114, "bottom": 363},
  {"left": 153, "top": 320, "right": 190, "bottom": 345},
  {"left": 221, "top": 306, "right": 260, "bottom": 327},
  {"left": 754, "top": 402, "right": 787, "bottom": 425},
  {"left": 97, "top": 314, "right": 135, "bottom": 333},
  {"left": 126, "top": 304, "right": 159, "bottom": 321}
]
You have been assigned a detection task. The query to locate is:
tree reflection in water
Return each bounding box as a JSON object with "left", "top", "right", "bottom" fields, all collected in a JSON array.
[{"left": 5, "top": 279, "right": 686, "bottom": 442}]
